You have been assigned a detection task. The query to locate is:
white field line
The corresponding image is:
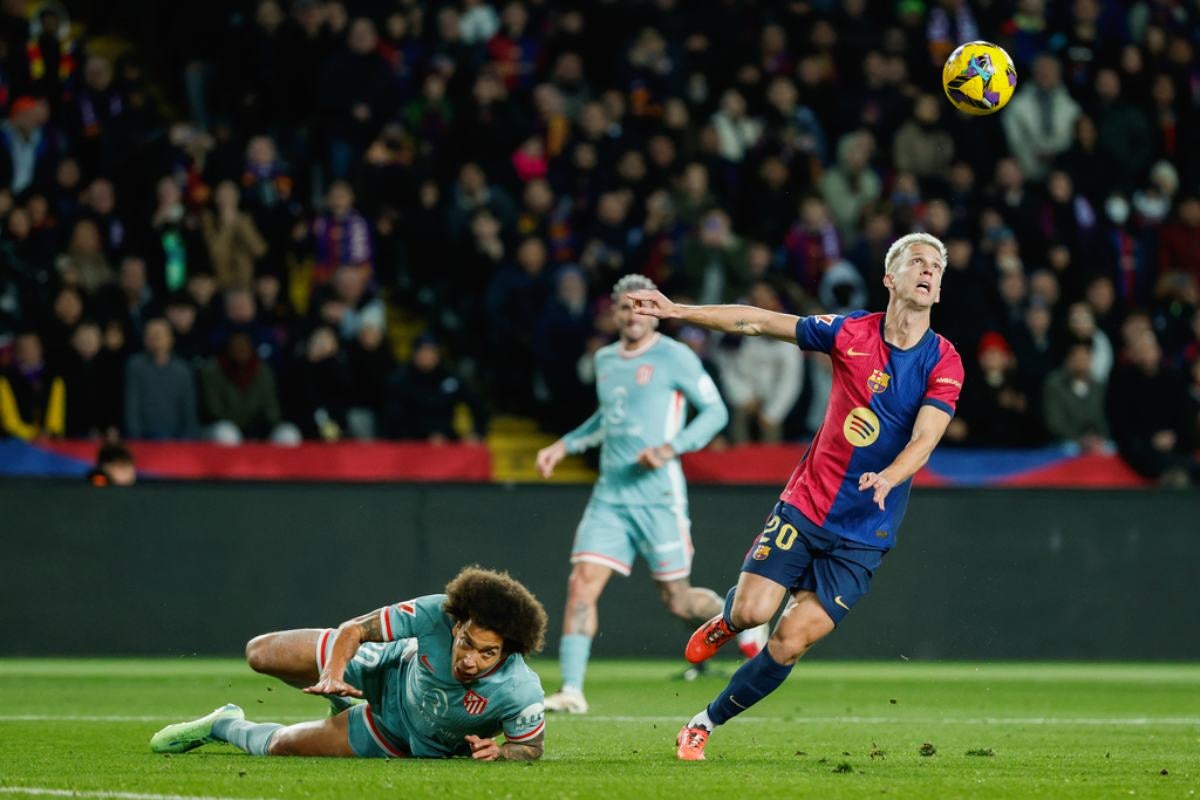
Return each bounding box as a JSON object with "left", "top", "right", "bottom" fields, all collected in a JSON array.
[
  {"left": 1, "top": 713, "right": 1198, "bottom": 726},
  {"left": 0, "top": 788, "right": 273, "bottom": 800}
]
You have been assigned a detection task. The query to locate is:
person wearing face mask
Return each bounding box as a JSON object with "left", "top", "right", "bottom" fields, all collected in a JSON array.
[{"left": 151, "top": 566, "right": 549, "bottom": 761}]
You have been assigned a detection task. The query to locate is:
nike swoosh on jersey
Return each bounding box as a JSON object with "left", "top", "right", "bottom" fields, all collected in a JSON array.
[
  {"left": 846, "top": 348, "right": 870, "bottom": 357},
  {"left": 834, "top": 596, "right": 851, "bottom": 610}
]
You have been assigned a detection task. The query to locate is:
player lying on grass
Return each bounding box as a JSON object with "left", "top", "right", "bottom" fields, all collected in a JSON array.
[
  {"left": 150, "top": 566, "right": 548, "bottom": 760},
  {"left": 627, "top": 233, "right": 964, "bottom": 760}
]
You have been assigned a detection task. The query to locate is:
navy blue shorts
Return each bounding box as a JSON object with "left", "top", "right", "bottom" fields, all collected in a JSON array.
[{"left": 740, "top": 501, "right": 887, "bottom": 625}]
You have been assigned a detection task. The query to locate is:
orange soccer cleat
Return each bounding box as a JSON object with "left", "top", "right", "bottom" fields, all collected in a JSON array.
[
  {"left": 675, "top": 724, "right": 710, "bottom": 761},
  {"left": 685, "top": 614, "right": 738, "bottom": 664}
]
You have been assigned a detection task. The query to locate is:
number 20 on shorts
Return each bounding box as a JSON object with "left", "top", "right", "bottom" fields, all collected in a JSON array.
[{"left": 760, "top": 514, "right": 798, "bottom": 550}]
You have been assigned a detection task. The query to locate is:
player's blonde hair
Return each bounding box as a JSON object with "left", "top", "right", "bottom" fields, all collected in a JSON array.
[
  {"left": 884, "top": 232, "right": 948, "bottom": 276},
  {"left": 612, "top": 273, "right": 657, "bottom": 302}
]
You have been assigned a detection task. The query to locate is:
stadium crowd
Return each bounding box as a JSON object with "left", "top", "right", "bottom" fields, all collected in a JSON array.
[{"left": 0, "top": 0, "right": 1198, "bottom": 483}]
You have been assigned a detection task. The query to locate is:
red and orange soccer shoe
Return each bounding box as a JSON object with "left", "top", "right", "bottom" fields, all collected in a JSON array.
[
  {"left": 675, "top": 725, "right": 710, "bottom": 761},
  {"left": 684, "top": 614, "right": 738, "bottom": 664}
]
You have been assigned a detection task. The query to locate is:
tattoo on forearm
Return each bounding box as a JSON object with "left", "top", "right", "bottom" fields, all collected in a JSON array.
[
  {"left": 734, "top": 319, "right": 747, "bottom": 331},
  {"left": 357, "top": 610, "right": 383, "bottom": 642},
  {"left": 499, "top": 738, "right": 543, "bottom": 761}
]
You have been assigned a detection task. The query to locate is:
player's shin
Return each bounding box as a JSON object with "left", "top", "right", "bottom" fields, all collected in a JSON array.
[
  {"left": 705, "top": 647, "right": 794, "bottom": 726},
  {"left": 721, "top": 586, "right": 742, "bottom": 631},
  {"left": 559, "top": 633, "right": 592, "bottom": 692},
  {"left": 211, "top": 717, "right": 284, "bottom": 756}
]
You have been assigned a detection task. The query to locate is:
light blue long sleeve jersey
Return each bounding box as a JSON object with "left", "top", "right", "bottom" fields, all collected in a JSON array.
[{"left": 562, "top": 334, "right": 729, "bottom": 507}]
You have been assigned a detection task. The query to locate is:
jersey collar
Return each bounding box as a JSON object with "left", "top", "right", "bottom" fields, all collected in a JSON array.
[{"left": 619, "top": 332, "right": 661, "bottom": 359}]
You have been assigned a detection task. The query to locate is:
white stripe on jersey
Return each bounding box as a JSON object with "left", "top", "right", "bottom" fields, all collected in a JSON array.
[{"left": 663, "top": 390, "right": 687, "bottom": 509}]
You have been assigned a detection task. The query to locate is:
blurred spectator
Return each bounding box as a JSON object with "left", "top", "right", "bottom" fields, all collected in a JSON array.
[
  {"left": 1065, "top": 301, "right": 1114, "bottom": 383},
  {"left": 384, "top": 332, "right": 487, "bottom": 443},
  {"left": 344, "top": 319, "right": 392, "bottom": 440},
  {"left": 0, "top": 96, "right": 64, "bottom": 194},
  {"left": 681, "top": 209, "right": 750, "bottom": 305},
  {"left": 893, "top": 93, "right": 955, "bottom": 188},
  {"left": 124, "top": 318, "right": 198, "bottom": 440},
  {"left": 487, "top": 237, "right": 552, "bottom": 412},
  {"left": 202, "top": 180, "right": 268, "bottom": 291},
  {"left": 782, "top": 197, "right": 840, "bottom": 296},
  {"left": 1001, "top": 54, "right": 1081, "bottom": 181},
  {"left": 316, "top": 17, "right": 395, "bottom": 180},
  {"left": 0, "top": 330, "right": 64, "bottom": 440},
  {"left": 711, "top": 89, "right": 761, "bottom": 164},
  {"left": 86, "top": 441, "right": 136, "bottom": 487},
  {"left": 199, "top": 331, "right": 298, "bottom": 445},
  {"left": 951, "top": 331, "right": 1042, "bottom": 447},
  {"left": 312, "top": 181, "right": 372, "bottom": 284},
  {"left": 446, "top": 162, "right": 515, "bottom": 237},
  {"left": 79, "top": 178, "right": 128, "bottom": 264},
  {"left": 1157, "top": 196, "right": 1200, "bottom": 281},
  {"left": 58, "top": 219, "right": 114, "bottom": 296},
  {"left": 532, "top": 265, "right": 593, "bottom": 432},
  {"left": 819, "top": 130, "right": 880, "bottom": 244},
  {"left": 714, "top": 282, "right": 803, "bottom": 444},
  {"left": 164, "top": 291, "right": 203, "bottom": 363},
  {"left": 69, "top": 56, "right": 125, "bottom": 179},
  {"left": 41, "top": 284, "right": 83, "bottom": 364},
  {"left": 1091, "top": 68, "right": 1153, "bottom": 196},
  {"left": 61, "top": 318, "right": 122, "bottom": 439},
  {"left": 1107, "top": 329, "right": 1196, "bottom": 485},
  {"left": 1042, "top": 338, "right": 1109, "bottom": 452},
  {"left": 147, "top": 175, "right": 208, "bottom": 295},
  {"left": 287, "top": 325, "right": 349, "bottom": 441}
]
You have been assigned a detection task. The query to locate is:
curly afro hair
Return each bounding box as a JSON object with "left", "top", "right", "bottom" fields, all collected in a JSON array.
[{"left": 442, "top": 566, "right": 548, "bottom": 656}]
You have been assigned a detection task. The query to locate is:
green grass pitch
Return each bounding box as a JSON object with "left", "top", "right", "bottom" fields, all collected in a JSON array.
[{"left": 1, "top": 659, "right": 1197, "bottom": 799}]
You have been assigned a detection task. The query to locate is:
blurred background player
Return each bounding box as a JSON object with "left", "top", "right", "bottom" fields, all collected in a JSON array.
[
  {"left": 627, "top": 233, "right": 964, "bottom": 760},
  {"left": 150, "top": 566, "right": 547, "bottom": 761},
  {"left": 536, "top": 274, "right": 766, "bottom": 714}
]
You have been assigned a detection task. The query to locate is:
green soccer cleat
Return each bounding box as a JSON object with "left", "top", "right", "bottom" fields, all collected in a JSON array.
[{"left": 150, "top": 703, "right": 244, "bottom": 753}]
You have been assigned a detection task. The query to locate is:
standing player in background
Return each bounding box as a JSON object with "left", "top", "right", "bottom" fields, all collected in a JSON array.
[
  {"left": 151, "top": 566, "right": 547, "bottom": 761},
  {"left": 627, "top": 233, "right": 964, "bottom": 760},
  {"left": 536, "top": 275, "right": 767, "bottom": 714}
]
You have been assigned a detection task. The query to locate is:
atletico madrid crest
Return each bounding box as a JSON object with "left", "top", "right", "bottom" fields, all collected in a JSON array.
[
  {"left": 867, "top": 369, "right": 890, "bottom": 394},
  {"left": 463, "top": 690, "right": 488, "bottom": 715},
  {"left": 636, "top": 365, "right": 654, "bottom": 385}
]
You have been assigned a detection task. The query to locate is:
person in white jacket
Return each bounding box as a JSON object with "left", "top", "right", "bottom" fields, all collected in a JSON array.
[
  {"left": 1001, "top": 54, "right": 1080, "bottom": 181},
  {"left": 715, "top": 282, "right": 804, "bottom": 443}
]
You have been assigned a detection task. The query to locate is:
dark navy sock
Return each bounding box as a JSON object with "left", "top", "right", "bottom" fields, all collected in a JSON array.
[
  {"left": 706, "top": 648, "right": 794, "bottom": 725},
  {"left": 721, "top": 585, "right": 742, "bottom": 631}
]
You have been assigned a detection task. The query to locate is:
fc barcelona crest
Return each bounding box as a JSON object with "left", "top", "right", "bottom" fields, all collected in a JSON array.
[
  {"left": 752, "top": 544, "right": 771, "bottom": 561},
  {"left": 463, "top": 690, "right": 488, "bottom": 715},
  {"left": 867, "top": 369, "right": 890, "bottom": 394},
  {"left": 636, "top": 365, "right": 654, "bottom": 385}
]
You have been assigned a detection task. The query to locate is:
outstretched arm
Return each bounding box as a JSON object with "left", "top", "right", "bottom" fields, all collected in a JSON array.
[
  {"left": 858, "top": 405, "right": 952, "bottom": 510},
  {"left": 303, "top": 609, "right": 386, "bottom": 697},
  {"left": 626, "top": 289, "right": 801, "bottom": 342}
]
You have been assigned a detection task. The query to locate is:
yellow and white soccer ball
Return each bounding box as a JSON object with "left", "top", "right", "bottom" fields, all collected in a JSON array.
[{"left": 941, "top": 41, "right": 1018, "bottom": 116}]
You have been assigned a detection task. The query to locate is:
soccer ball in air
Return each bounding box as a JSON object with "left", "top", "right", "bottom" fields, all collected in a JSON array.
[{"left": 941, "top": 41, "right": 1017, "bottom": 116}]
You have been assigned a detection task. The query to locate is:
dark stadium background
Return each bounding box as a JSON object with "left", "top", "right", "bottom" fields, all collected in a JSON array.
[{"left": 1, "top": 0, "right": 1198, "bottom": 660}]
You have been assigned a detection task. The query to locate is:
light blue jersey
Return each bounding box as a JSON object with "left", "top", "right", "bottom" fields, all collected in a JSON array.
[
  {"left": 562, "top": 334, "right": 728, "bottom": 508},
  {"left": 324, "top": 594, "right": 544, "bottom": 758}
]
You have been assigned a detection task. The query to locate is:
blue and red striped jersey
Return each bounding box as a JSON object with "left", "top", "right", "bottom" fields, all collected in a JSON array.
[{"left": 781, "top": 311, "right": 964, "bottom": 549}]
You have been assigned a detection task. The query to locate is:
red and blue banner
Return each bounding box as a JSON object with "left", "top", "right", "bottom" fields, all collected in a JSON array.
[{"left": 0, "top": 439, "right": 1150, "bottom": 487}]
